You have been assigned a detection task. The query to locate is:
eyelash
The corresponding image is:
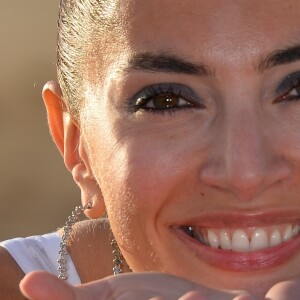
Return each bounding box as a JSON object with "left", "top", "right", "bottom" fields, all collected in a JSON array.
[{"left": 132, "top": 83, "right": 204, "bottom": 115}]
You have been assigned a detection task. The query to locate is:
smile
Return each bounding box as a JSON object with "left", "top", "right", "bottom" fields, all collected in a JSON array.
[
  {"left": 173, "top": 210, "right": 300, "bottom": 271},
  {"left": 182, "top": 223, "right": 299, "bottom": 253}
]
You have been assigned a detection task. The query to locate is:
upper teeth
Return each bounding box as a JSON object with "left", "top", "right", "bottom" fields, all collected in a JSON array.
[{"left": 190, "top": 223, "right": 299, "bottom": 253}]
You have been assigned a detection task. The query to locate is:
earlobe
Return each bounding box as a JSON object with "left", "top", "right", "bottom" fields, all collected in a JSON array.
[
  {"left": 42, "top": 81, "right": 106, "bottom": 218},
  {"left": 72, "top": 142, "right": 106, "bottom": 219}
]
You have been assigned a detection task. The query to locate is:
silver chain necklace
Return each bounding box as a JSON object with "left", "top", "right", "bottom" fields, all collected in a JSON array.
[{"left": 57, "top": 203, "right": 125, "bottom": 280}]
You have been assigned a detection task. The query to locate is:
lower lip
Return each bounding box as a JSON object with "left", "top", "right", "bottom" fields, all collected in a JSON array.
[{"left": 175, "top": 228, "right": 300, "bottom": 272}]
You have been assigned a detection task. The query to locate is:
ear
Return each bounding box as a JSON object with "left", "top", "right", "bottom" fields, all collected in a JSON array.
[{"left": 42, "top": 81, "right": 105, "bottom": 218}]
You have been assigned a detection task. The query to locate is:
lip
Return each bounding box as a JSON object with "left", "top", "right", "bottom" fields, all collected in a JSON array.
[
  {"left": 177, "top": 208, "right": 300, "bottom": 228},
  {"left": 172, "top": 209, "right": 300, "bottom": 272}
]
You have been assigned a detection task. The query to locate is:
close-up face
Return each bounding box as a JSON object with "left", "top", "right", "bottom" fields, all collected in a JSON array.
[{"left": 76, "top": 0, "right": 300, "bottom": 297}]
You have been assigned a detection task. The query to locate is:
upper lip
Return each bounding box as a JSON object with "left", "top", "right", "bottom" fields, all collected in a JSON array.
[{"left": 172, "top": 207, "right": 300, "bottom": 228}]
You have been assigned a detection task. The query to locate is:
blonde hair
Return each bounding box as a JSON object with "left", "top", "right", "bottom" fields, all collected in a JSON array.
[{"left": 57, "top": 0, "right": 117, "bottom": 119}]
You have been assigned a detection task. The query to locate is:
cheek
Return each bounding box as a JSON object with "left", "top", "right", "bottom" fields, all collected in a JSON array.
[
  {"left": 98, "top": 136, "right": 189, "bottom": 220},
  {"left": 86, "top": 121, "right": 196, "bottom": 249}
]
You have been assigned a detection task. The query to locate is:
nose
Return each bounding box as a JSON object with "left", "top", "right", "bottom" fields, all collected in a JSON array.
[{"left": 199, "top": 109, "right": 291, "bottom": 201}]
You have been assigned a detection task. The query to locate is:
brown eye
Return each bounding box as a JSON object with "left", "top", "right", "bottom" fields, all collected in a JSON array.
[
  {"left": 144, "top": 94, "right": 192, "bottom": 110},
  {"left": 132, "top": 83, "right": 204, "bottom": 113}
]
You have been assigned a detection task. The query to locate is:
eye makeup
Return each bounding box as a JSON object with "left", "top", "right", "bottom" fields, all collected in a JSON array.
[{"left": 128, "top": 83, "right": 205, "bottom": 114}]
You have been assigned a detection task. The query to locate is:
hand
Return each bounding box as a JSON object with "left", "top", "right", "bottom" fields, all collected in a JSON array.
[{"left": 20, "top": 271, "right": 257, "bottom": 300}]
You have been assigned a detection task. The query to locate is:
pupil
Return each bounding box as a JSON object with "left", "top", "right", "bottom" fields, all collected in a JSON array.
[{"left": 155, "top": 94, "right": 178, "bottom": 108}]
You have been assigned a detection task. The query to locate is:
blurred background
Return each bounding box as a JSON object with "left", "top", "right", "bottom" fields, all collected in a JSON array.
[{"left": 0, "top": 1, "right": 79, "bottom": 240}]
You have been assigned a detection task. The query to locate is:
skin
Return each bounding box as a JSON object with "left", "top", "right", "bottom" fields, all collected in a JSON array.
[
  {"left": 3, "top": 0, "right": 300, "bottom": 299},
  {"left": 0, "top": 247, "right": 26, "bottom": 299}
]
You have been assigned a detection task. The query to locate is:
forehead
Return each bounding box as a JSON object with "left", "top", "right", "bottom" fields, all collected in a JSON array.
[{"left": 112, "top": 0, "right": 300, "bottom": 68}]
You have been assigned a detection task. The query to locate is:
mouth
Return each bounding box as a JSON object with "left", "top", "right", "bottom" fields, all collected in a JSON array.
[
  {"left": 181, "top": 223, "right": 299, "bottom": 252},
  {"left": 173, "top": 211, "right": 300, "bottom": 272}
]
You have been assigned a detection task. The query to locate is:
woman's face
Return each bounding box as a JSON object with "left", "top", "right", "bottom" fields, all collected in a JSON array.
[{"left": 80, "top": 0, "right": 300, "bottom": 296}]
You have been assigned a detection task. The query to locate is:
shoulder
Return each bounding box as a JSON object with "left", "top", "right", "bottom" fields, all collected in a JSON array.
[
  {"left": 65, "top": 218, "right": 115, "bottom": 283},
  {"left": 0, "top": 245, "right": 26, "bottom": 299}
]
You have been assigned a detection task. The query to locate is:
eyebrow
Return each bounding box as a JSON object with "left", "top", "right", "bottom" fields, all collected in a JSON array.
[
  {"left": 125, "top": 52, "right": 212, "bottom": 76},
  {"left": 125, "top": 46, "right": 300, "bottom": 76},
  {"left": 258, "top": 45, "right": 300, "bottom": 72}
]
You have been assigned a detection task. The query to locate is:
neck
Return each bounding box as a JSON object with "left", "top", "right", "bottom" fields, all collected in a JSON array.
[{"left": 64, "top": 218, "right": 118, "bottom": 282}]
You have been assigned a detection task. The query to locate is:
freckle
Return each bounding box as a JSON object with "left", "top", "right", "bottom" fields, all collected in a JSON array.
[{"left": 201, "top": 193, "right": 205, "bottom": 196}]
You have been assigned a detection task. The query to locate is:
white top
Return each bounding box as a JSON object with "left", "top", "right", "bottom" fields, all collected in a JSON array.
[{"left": 0, "top": 232, "right": 81, "bottom": 285}]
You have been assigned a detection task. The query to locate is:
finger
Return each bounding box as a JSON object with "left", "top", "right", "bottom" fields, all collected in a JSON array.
[
  {"left": 202, "top": 289, "right": 261, "bottom": 300},
  {"left": 20, "top": 271, "right": 78, "bottom": 300},
  {"left": 233, "top": 295, "right": 260, "bottom": 300},
  {"left": 265, "top": 280, "right": 300, "bottom": 299},
  {"left": 178, "top": 291, "right": 208, "bottom": 300}
]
